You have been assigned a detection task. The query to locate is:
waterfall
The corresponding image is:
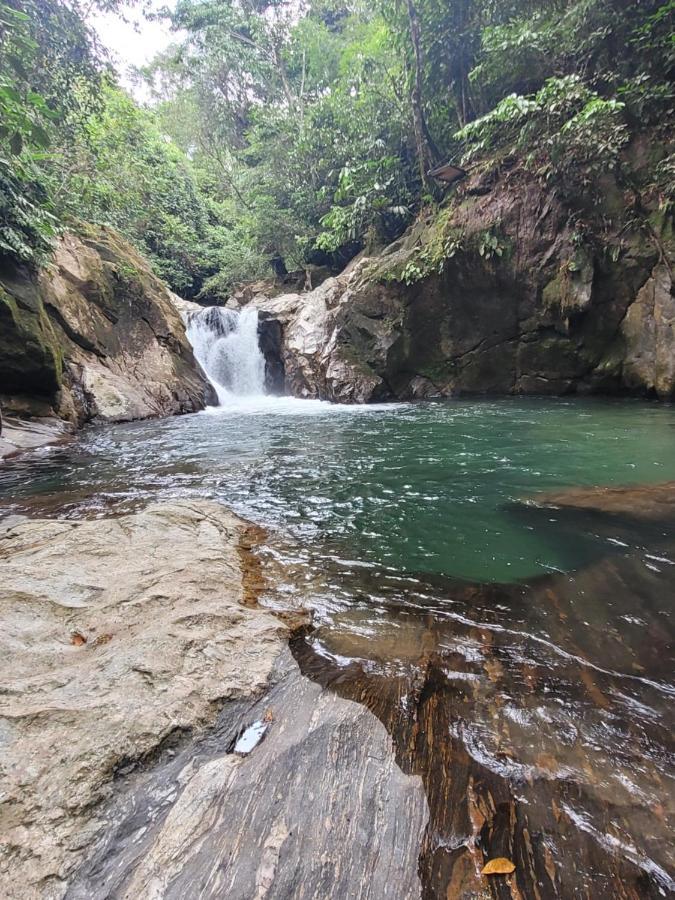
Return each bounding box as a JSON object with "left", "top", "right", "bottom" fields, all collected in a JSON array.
[{"left": 184, "top": 306, "right": 266, "bottom": 404}]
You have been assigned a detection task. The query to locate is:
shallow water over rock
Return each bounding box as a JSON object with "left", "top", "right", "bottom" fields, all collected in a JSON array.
[{"left": 1, "top": 396, "right": 674, "bottom": 897}]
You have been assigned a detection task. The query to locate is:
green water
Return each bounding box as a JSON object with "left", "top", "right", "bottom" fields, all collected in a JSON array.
[
  {"left": 3, "top": 395, "right": 675, "bottom": 895},
  {"left": 2, "top": 396, "right": 675, "bottom": 582}
]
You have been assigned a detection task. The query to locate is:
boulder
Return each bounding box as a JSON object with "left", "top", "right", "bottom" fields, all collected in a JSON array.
[
  {"left": 0, "top": 226, "right": 210, "bottom": 440},
  {"left": 0, "top": 501, "right": 289, "bottom": 897}
]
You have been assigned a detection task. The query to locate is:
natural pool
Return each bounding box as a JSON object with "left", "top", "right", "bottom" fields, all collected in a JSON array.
[
  {"left": 3, "top": 395, "right": 675, "bottom": 582},
  {"left": 1, "top": 395, "right": 674, "bottom": 897}
]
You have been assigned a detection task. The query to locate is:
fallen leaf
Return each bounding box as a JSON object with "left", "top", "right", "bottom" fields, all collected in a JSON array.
[
  {"left": 70, "top": 632, "right": 87, "bottom": 646},
  {"left": 92, "top": 633, "right": 113, "bottom": 647},
  {"left": 263, "top": 707, "right": 275, "bottom": 723},
  {"left": 482, "top": 858, "right": 515, "bottom": 876}
]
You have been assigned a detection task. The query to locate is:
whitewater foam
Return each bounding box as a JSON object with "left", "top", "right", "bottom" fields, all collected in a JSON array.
[{"left": 185, "top": 306, "right": 266, "bottom": 402}]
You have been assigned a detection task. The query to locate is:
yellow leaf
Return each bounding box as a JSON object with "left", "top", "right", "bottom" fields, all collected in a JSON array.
[{"left": 481, "top": 858, "right": 515, "bottom": 876}]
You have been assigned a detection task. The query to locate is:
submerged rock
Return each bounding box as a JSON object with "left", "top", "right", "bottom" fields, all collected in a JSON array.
[
  {"left": 0, "top": 413, "right": 73, "bottom": 459},
  {"left": 526, "top": 480, "right": 675, "bottom": 522},
  {"left": 0, "top": 226, "right": 211, "bottom": 453},
  {"left": 0, "top": 501, "right": 288, "bottom": 897}
]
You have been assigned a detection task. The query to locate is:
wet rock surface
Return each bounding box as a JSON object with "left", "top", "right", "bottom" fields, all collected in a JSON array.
[
  {"left": 246, "top": 268, "right": 396, "bottom": 403},
  {"left": 0, "top": 413, "right": 73, "bottom": 459},
  {"left": 66, "top": 649, "right": 428, "bottom": 900},
  {"left": 0, "top": 501, "right": 288, "bottom": 898},
  {"left": 291, "top": 544, "right": 675, "bottom": 899},
  {"left": 1, "top": 405, "right": 674, "bottom": 898},
  {"left": 257, "top": 314, "right": 286, "bottom": 395}
]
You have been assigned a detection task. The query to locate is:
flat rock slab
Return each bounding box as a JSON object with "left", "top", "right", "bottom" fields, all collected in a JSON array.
[
  {"left": 0, "top": 415, "right": 73, "bottom": 459},
  {"left": 526, "top": 480, "right": 675, "bottom": 522},
  {"left": 0, "top": 501, "right": 288, "bottom": 898},
  {"left": 67, "top": 650, "right": 429, "bottom": 900}
]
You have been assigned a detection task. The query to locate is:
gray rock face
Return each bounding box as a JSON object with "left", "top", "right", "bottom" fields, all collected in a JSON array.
[
  {"left": 230, "top": 171, "right": 675, "bottom": 404},
  {"left": 0, "top": 501, "right": 288, "bottom": 898},
  {"left": 247, "top": 266, "right": 397, "bottom": 403},
  {"left": 68, "top": 651, "right": 428, "bottom": 900},
  {"left": 0, "top": 500, "right": 430, "bottom": 899},
  {"left": 0, "top": 226, "right": 210, "bottom": 436},
  {"left": 622, "top": 263, "right": 675, "bottom": 399}
]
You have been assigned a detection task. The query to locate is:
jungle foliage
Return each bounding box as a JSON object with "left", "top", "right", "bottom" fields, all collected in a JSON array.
[{"left": 0, "top": 0, "right": 673, "bottom": 297}]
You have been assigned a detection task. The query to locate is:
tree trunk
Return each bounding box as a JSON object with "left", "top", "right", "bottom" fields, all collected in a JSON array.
[{"left": 405, "top": 0, "right": 435, "bottom": 193}]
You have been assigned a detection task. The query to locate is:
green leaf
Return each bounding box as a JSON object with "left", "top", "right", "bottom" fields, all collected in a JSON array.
[
  {"left": 6, "top": 54, "right": 28, "bottom": 80},
  {"left": 0, "top": 86, "right": 22, "bottom": 103},
  {"left": 9, "top": 131, "right": 23, "bottom": 155},
  {"left": 30, "top": 125, "right": 51, "bottom": 148}
]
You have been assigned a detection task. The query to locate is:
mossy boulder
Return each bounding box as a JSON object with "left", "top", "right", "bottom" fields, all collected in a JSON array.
[
  {"left": 0, "top": 225, "right": 210, "bottom": 424},
  {"left": 0, "top": 275, "right": 62, "bottom": 399}
]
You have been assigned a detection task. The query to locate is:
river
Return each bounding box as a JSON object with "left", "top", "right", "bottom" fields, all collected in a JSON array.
[
  {"left": 1, "top": 309, "right": 674, "bottom": 898},
  {"left": 1, "top": 393, "right": 674, "bottom": 897}
]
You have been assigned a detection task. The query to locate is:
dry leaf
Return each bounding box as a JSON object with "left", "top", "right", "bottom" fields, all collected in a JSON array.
[
  {"left": 263, "top": 707, "right": 275, "bottom": 723},
  {"left": 70, "top": 631, "right": 87, "bottom": 646},
  {"left": 92, "top": 633, "right": 113, "bottom": 647},
  {"left": 482, "top": 857, "right": 515, "bottom": 876}
]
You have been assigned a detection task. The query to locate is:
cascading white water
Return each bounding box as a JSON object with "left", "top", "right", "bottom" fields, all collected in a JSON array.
[{"left": 185, "top": 306, "right": 266, "bottom": 404}]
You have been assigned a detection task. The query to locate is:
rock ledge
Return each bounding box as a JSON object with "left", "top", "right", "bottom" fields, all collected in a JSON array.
[{"left": 0, "top": 500, "right": 288, "bottom": 898}]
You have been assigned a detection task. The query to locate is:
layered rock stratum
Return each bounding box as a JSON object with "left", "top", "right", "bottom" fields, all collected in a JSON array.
[
  {"left": 0, "top": 501, "right": 288, "bottom": 897},
  {"left": 0, "top": 500, "right": 430, "bottom": 900}
]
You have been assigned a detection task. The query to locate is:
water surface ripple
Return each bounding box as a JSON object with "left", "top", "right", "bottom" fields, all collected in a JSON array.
[{"left": 1, "top": 396, "right": 674, "bottom": 897}]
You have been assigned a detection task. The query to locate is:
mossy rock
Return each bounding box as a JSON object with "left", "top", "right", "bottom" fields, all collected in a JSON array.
[{"left": 0, "top": 282, "right": 62, "bottom": 397}]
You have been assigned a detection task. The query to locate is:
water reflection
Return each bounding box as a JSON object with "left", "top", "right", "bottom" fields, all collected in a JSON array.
[{"left": 287, "top": 524, "right": 675, "bottom": 897}]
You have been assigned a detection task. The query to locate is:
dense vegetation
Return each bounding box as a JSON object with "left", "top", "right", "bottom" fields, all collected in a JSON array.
[{"left": 1, "top": 0, "right": 673, "bottom": 299}]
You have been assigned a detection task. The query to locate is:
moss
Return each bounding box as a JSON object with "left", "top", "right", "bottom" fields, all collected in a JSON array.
[
  {"left": 117, "top": 261, "right": 140, "bottom": 280},
  {"left": 0, "top": 285, "right": 19, "bottom": 319},
  {"left": 648, "top": 207, "right": 674, "bottom": 246},
  {"left": 414, "top": 358, "right": 456, "bottom": 382},
  {"left": 115, "top": 260, "right": 145, "bottom": 295},
  {"left": 373, "top": 204, "right": 468, "bottom": 286},
  {"left": 542, "top": 271, "right": 565, "bottom": 309},
  {"left": 336, "top": 343, "right": 380, "bottom": 380},
  {"left": 0, "top": 284, "right": 62, "bottom": 394}
]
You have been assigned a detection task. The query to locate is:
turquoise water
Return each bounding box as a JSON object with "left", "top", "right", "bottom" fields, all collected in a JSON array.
[
  {"left": 2, "top": 395, "right": 674, "bottom": 895},
  {"left": 2, "top": 396, "right": 674, "bottom": 582}
]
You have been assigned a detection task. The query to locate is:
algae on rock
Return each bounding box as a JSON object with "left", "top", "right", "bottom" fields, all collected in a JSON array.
[{"left": 0, "top": 224, "right": 210, "bottom": 431}]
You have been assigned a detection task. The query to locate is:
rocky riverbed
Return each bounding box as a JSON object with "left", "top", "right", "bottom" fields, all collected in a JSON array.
[
  {"left": 0, "top": 500, "right": 430, "bottom": 900},
  {"left": 2, "top": 390, "right": 675, "bottom": 899},
  {"left": 0, "top": 501, "right": 289, "bottom": 897}
]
